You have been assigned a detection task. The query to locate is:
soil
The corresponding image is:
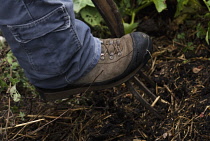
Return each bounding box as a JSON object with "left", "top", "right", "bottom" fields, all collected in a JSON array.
[{"left": 1, "top": 5, "right": 210, "bottom": 141}]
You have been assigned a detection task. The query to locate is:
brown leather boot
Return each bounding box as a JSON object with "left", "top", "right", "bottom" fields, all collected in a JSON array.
[
  {"left": 37, "top": 32, "right": 153, "bottom": 101},
  {"left": 73, "top": 32, "right": 152, "bottom": 89}
]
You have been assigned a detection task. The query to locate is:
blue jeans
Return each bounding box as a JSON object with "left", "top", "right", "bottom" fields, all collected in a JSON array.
[{"left": 0, "top": 0, "right": 101, "bottom": 89}]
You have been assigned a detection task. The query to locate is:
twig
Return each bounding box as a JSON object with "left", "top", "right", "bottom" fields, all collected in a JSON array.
[
  {"left": 164, "top": 85, "right": 179, "bottom": 103},
  {"left": 10, "top": 133, "right": 36, "bottom": 139},
  {"left": 28, "top": 109, "right": 69, "bottom": 135},
  {"left": 173, "top": 41, "right": 187, "bottom": 47},
  {"left": 171, "top": 115, "right": 200, "bottom": 140},
  {"left": 1, "top": 119, "right": 45, "bottom": 130},
  {"left": 151, "top": 96, "right": 161, "bottom": 107},
  {"left": 4, "top": 97, "right": 11, "bottom": 140},
  {"left": 26, "top": 115, "right": 72, "bottom": 120},
  {"left": 9, "top": 109, "right": 70, "bottom": 141},
  {"left": 11, "top": 124, "right": 27, "bottom": 140},
  {"left": 149, "top": 56, "right": 157, "bottom": 76}
]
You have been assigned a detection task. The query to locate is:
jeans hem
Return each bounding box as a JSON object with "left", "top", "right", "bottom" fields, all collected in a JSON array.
[{"left": 65, "top": 37, "right": 101, "bottom": 84}]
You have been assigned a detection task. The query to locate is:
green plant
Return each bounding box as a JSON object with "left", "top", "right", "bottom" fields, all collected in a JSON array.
[
  {"left": 0, "top": 35, "right": 35, "bottom": 101},
  {"left": 115, "top": 0, "right": 167, "bottom": 34},
  {"left": 73, "top": 0, "right": 209, "bottom": 44},
  {"left": 203, "top": 0, "right": 210, "bottom": 11},
  {"left": 174, "top": 0, "right": 202, "bottom": 18},
  {"left": 73, "top": 0, "right": 95, "bottom": 13},
  {"left": 184, "top": 42, "right": 195, "bottom": 52},
  {"left": 177, "top": 32, "right": 186, "bottom": 40},
  {"left": 73, "top": 0, "right": 167, "bottom": 34},
  {"left": 175, "top": 33, "right": 195, "bottom": 52},
  {"left": 73, "top": 0, "right": 110, "bottom": 37},
  {"left": 205, "top": 20, "right": 210, "bottom": 44},
  {"left": 174, "top": 0, "right": 210, "bottom": 44},
  {"left": 10, "top": 84, "right": 21, "bottom": 102},
  {"left": 19, "top": 111, "right": 26, "bottom": 121},
  {"left": 73, "top": 0, "right": 104, "bottom": 26},
  {"left": 80, "top": 6, "right": 104, "bottom": 27}
]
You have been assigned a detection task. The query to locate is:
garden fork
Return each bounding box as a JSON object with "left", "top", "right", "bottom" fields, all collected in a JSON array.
[{"left": 92, "top": 0, "right": 164, "bottom": 119}]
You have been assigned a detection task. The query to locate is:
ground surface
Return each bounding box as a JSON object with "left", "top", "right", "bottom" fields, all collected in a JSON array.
[{"left": 1, "top": 6, "right": 210, "bottom": 141}]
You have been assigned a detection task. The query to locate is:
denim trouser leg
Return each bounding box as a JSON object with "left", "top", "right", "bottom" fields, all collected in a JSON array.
[{"left": 0, "top": 0, "right": 101, "bottom": 89}]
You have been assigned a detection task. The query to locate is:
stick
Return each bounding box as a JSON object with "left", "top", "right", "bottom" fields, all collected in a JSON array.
[
  {"left": 26, "top": 115, "right": 72, "bottom": 120},
  {"left": 151, "top": 96, "right": 161, "bottom": 107},
  {"left": 28, "top": 109, "right": 69, "bottom": 135},
  {"left": 1, "top": 119, "right": 45, "bottom": 130}
]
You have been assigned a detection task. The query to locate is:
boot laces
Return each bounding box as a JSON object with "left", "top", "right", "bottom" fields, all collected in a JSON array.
[{"left": 100, "top": 39, "right": 122, "bottom": 60}]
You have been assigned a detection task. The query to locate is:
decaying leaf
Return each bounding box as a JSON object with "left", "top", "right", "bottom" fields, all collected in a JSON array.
[
  {"left": 192, "top": 66, "right": 203, "bottom": 73},
  {"left": 10, "top": 85, "right": 21, "bottom": 102}
]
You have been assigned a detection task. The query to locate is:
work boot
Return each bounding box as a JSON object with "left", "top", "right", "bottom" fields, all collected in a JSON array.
[
  {"left": 37, "top": 32, "right": 153, "bottom": 101},
  {"left": 74, "top": 32, "right": 152, "bottom": 87}
]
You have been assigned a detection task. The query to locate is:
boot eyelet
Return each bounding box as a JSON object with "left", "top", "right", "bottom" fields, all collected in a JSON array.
[
  {"left": 118, "top": 52, "right": 122, "bottom": 56},
  {"left": 109, "top": 56, "right": 114, "bottom": 60},
  {"left": 101, "top": 53, "right": 105, "bottom": 60},
  {"left": 110, "top": 52, "right": 114, "bottom": 56},
  {"left": 101, "top": 56, "right": 105, "bottom": 60}
]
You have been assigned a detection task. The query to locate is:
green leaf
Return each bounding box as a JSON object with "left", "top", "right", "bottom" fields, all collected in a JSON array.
[
  {"left": 122, "top": 0, "right": 131, "bottom": 8},
  {"left": 187, "top": 42, "right": 194, "bottom": 50},
  {"left": 0, "top": 36, "right": 6, "bottom": 47},
  {"left": 80, "top": 7, "right": 103, "bottom": 26},
  {"left": 6, "top": 51, "right": 19, "bottom": 68},
  {"left": 6, "top": 51, "right": 13, "bottom": 64},
  {"left": 123, "top": 22, "right": 139, "bottom": 34},
  {"left": 175, "top": 0, "right": 202, "bottom": 17},
  {"left": 206, "top": 22, "right": 210, "bottom": 45},
  {"left": 196, "top": 23, "right": 206, "bottom": 39},
  {"left": 177, "top": 33, "right": 185, "bottom": 40},
  {"left": 175, "top": 0, "right": 189, "bottom": 17},
  {"left": 203, "top": 0, "right": 210, "bottom": 11},
  {"left": 10, "top": 85, "right": 21, "bottom": 102},
  {"left": 152, "top": 0, "right": 167, "bottom": 13},
  {"left": 204, "top": 13, "right": 210, "bottom": 18},
  {"left": 19, "top": 111, "right": 25, "bottom": 121},
  {"left": 73, "top": 0, "right": 94, "bottom": 13},
  {"left": 137, "top": 0, "right": 143, "bottom": 5}
]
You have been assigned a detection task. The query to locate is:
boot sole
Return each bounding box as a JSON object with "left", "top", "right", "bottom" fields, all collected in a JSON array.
[{"left": 38, "top": 63, "right": 145, "bottom": 101}]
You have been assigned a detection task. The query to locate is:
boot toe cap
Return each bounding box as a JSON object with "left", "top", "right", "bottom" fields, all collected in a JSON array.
[{"left": 129, "top": 32, "right": 153, "bottom": 70}]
